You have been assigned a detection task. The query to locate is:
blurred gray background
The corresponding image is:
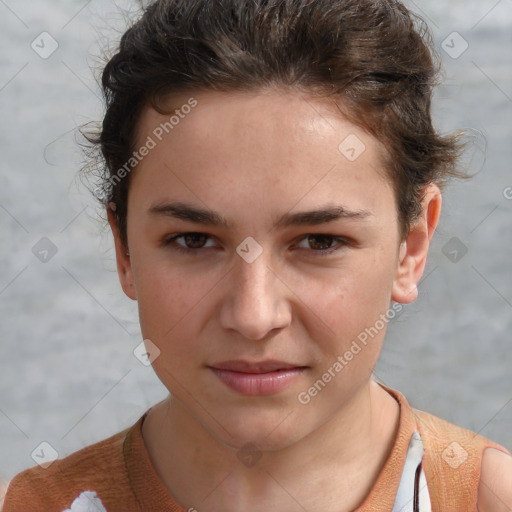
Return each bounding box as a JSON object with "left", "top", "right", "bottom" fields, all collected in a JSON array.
[{"left": 0, "top": 0, "right": 511, "bottom": 487}]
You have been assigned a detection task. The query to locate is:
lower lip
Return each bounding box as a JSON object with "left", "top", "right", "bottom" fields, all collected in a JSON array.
[{"left": 209, "top": 367, "right": 307, "bottom": 396}]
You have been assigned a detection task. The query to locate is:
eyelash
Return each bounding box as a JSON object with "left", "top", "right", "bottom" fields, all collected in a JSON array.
[{"left": 161, "top": 232, "right": 350, "bottom": 257}]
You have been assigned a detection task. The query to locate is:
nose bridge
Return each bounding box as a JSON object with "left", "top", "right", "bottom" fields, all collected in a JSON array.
[
  {"left": 220, "top": 246, "right": 290, "bottom": 340},
  {"left": 236, "top": 251, "right": 272, "bottom": 299}
]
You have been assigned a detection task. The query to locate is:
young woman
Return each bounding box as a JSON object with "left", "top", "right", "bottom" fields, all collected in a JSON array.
[{"left": 3, "top": 0, "right": 511, "bottom": 511}]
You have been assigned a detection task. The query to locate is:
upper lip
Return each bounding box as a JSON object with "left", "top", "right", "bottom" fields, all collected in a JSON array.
[{"left": 208, "top": 360, "right": 306, "bottom": 373}]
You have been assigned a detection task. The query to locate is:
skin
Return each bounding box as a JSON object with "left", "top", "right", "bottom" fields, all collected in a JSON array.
[
  {"left": 107, "top": 87, "right": 444, "bottom": 511},
  {"left": 478, "top": 448, "right": 512, "bottom": 512}
]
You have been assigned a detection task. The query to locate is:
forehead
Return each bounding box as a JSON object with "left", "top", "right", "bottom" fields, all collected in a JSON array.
[
  {"left": 137, "top": 88, "right": 384, "bottom": 157},
  {"left": 130, "top": 89, "right": 395, "bottom": 225}
]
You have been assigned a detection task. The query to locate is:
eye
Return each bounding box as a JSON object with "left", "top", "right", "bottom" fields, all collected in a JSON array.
[
  {"left": 161, "top": 232, "right": 350, "bottom": 257},
  {"left": 162, "top": 232, "right": 217, "bottom": 255},
  {"left": 295, "top": 234, "right": 349, "bottom": 256}
]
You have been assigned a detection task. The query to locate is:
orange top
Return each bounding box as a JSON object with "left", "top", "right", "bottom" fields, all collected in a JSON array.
[{"left": 3, "top": 384, "right": 510, "bottom": 512}]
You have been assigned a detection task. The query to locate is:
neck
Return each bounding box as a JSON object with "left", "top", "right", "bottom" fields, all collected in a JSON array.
[{"left": 142, "top": 379, "right": 399, "bottom": 512}]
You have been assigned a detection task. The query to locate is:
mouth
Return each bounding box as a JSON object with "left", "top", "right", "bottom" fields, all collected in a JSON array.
[
  {"left": 207, "top": 360, "right": 308, "bottom": 396},
  {"left": 208, "top": 359, "right": 307, "bottom": 373}
]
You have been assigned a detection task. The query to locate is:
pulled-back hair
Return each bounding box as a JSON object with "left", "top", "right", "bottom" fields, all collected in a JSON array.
[{"left": 85, "top": 0, "right": 466, "bottom": 247}]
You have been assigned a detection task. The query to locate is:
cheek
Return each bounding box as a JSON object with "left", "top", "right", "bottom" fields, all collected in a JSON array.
[
  {"left": 304, "top": 251, "right": 396, "bottom": 353},
  {"left": 133, "top": 262, "right": 208, "bottom": 344},
  {"left": 337, "top": 256, "right": 393, "bottom": 309},
  {"left": 135, "top": 269, "right": 211, "bottom": 388}
]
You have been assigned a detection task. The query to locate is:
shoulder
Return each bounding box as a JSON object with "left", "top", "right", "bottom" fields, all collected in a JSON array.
[
  {"left": 1, "top": 479, "right": 10, "bottom": 510},
  {"left": 477, "top": 447, "right": 512, "bottom": 512},
  {"left": 2, "top": 425, "right": 131, "bottom": 511},
  {"left": 410, "top": 405, "right": 511, "bottom": 509},
  {"left": 412, "top": 406, "right": 505, "bottom": 456}
]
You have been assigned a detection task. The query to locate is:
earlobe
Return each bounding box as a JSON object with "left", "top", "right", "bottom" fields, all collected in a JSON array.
[
  {"left": 391, "top": 184, "right": 442, "bottom": 304},
  {"left": 107, "top": 203, "right": 137, "bottom": 301}
]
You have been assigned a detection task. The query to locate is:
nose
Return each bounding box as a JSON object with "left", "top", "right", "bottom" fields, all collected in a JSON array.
[{"left": 219, "top": 251, "right": 291, "bottom": 341}]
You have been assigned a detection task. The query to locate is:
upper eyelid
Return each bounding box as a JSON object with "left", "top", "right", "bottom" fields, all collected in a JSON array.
[
  {"left": 168, "top": 232, "right": 344, "bottom": 239},
  {"left": 167, "top": 232, "right": 350, "bottom": 248}
]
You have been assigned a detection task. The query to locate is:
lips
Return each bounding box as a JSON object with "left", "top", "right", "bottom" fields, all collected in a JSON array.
[
  {"left": 208, "top": 359, "right": 306, "bottom": 373},
  {"left": 207, "top": 360, "right": 308, "bottom": 396}
]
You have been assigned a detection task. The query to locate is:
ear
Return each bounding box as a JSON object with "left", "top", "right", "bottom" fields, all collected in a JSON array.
[
  {"left": 107, "top": 203, "right": 137, "bottom": 301},
  {"left": 391, "top": 184, "right": 442, "bottom": 304}
]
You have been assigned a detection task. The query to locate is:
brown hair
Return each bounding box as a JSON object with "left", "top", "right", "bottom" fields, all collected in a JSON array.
[{"left": 83, "top": 0, "right": 467, "bottom": 248}]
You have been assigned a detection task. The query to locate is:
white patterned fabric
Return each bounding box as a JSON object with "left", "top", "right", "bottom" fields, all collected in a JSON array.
[
  {"left": 392, "top": 430, "right": 432, "bottom": 512},
  {"left": 61, "top": 491, "right": 107, "bottom": 512}
]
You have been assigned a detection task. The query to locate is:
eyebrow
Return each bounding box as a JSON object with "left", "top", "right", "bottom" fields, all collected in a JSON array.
[{"left": 148, "top": 201, "right": 373, "bottom": 229}]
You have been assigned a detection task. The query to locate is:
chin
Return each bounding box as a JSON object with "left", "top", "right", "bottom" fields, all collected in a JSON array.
[{"left": 205, "top": 412, "right": 311, "bottom": 454}]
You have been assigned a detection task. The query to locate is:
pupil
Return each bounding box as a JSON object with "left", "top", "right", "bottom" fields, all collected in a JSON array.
[
  {"left": 185, "top": 233, "right": 206, "bottom": 249},
  {"left": 310, "top": 235, "right": 331, "bottom": 250}
]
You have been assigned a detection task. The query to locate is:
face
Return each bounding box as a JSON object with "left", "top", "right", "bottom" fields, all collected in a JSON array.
[{"left": 109, "top": 88, "right": 436, "bottom": 451}]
